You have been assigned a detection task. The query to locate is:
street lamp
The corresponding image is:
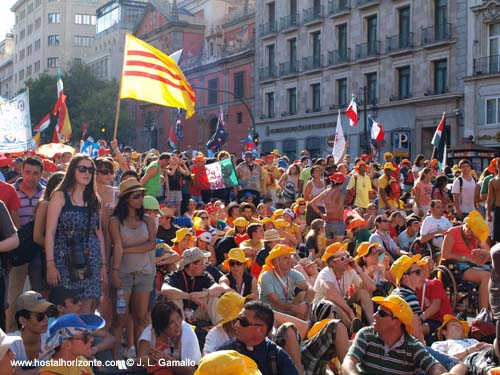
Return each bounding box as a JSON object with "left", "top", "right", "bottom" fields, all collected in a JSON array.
[{"left": 357, "top": 86, "right": 378, "bottom": 154}]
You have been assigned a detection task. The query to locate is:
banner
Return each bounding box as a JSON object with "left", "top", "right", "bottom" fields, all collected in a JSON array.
[
  {"left": 0, "top": 91, "right": 35, "bottom": 152},
  {"left": 205, "top": 158, "right": 239, "bottom": 190}
]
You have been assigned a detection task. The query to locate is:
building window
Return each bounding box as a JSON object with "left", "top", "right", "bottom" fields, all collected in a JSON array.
[
  {"left": 312, "top": 31, "right": 321, "bottom": 66},
  {"left": 486, "top": 97, "right": 500, "bottom": 125},
  {"left": 366, "top": 72, "right": 377, "bottom": 104},
  {"left": 35, "top": 18, "right": 41, "bottom": 29},
  {"left": 233, "top": 71, "right": 245, "bottom": 98},
  {"left": 27, "top": 2, "right": 33, "bottom": 13},
  {"left": 48, "top": 35, "right": 60, "bottom": 46},
  {"left": 261, "top": 141, "right": 276, "bottom": 155},
  {"left": 283, "top": 139, "right": 297, "bottom": 162},
  {"left": 27, "top": 65, "right": 32, "bottom": 77},
  {"left": 398, "top": 66, "right": 411, "bottom": 99},
  {"left": 287, "top": 87, "right": 297, "bottom": 115},
  {"left": 311, "top": 83, "right": 321, "bottom": 111},
  {"left": 27, "top": 45, "right": 32, "bottom": 56},
  {"left": 435, "top": 0, "right": 447, "bottom": 36},
  {"left": 20, "top": 29, "right": 25, "bottom": 40},
  {"left": 34, "top": 60, "right": 40, "bottom": 73},
  {"left": 337, "top": 78, "right": 347, "bottom": 107},
  {"left": 19, "top": 69, "right": 24, "bottom": 80},
  {"left": 337, "top": 24, "right": 347, "bottom": 56},
  {"left": 48, "top": 13, "right": 61, "bottom": 23},
  {"left": 237, "top": 112, "right": 243, "bottom": 124},
  {"left": 367, "top": 15, "right": 377, "bottom": 54},
  {"left": 47, "top": 57, "right": 59, "bottom": 68},
  {"left": 306, "top": 137, "right": 321, "bottom": 159},
  {"left": 74, "top": 35, "right": 94, "bottom": 47},
  {"left": 266, "top": 92, "right": 275, "bottom": 118},
  {"left": 267, "top": 44, "right": 275, "bottom": 75},
  {"left": 290, "top": 0, "right": 297, "bottom": 15},
  {"left": 34, "top": 39, "right": 41, "bottom": 50},
  {"left": 288, "top": 38, "right": 297, "bottom": 69},
  {"left": 399, "top": 6, "right": 411, "bottom": 48},
  {"left": 434, "top": 59, "right": 447, "bottom": 94},
  {"left": 27, "top": 24, "right": 33, "bottom": 35},
  {"left": 75, "top": 14, "right": 96, "bottom": 25},
  {"left": 207, "top": 78, "right": 218, "bottom": 105},
  {"left": 19, "top": 50, "right": 25, "bottom": 60},
  {"left": 35, "top": 0, "right": 41, "bottom": 7},
  {"left": 267, "top": 1, "right": 275, "bottom": 24}
]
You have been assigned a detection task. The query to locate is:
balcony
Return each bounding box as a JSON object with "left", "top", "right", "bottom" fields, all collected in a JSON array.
[
  {"left": 327, "top": 48, "right": 350, "bottom": 65},
  {"left": 280, "top": 14, "right": 299, "bottom": 31},
  {"left": 473, "top": 55, "right": 500, "bottom": 75},
  {"left": 424, "top": 88, "right": 449, "bottom": 96},
  {"left": 355, "top": 41, "right": 380, "bottom": 60},
  {"left": 356, "top": 0, "right": 379, "bottom": 9},
  {"left": 303, "top": 6, "right": 324, "bottom": 24},
  {"left": 421, "top": 23, "right": 452, "bottom": 45},
  {"left": 389, "top": 94, "right": 412, "bottom": 101},
  {"left": 386, "top": 32, "right": 414, "bottom": 53},
  {"left": 328, "top": 0, "right": 350, "bottom": 16},
  {"left": 259, "top": 66, "right": 276, "bottom": 81},
  {"left": 302, "top": 55, "right": 323, "bottom": 71},
  {"left": 259, "top": 21, "right": 278, "bottom": 38},
  {"left": 279, "top": 61, "right": 300, "bottom": 76}
]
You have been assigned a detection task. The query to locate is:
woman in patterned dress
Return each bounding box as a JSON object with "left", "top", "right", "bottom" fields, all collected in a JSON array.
[{"left": 45, "top": 154, "right": 107, "bottom": 314}]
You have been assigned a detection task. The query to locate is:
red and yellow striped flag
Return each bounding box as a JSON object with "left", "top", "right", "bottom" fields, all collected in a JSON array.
[{"left": 120, "top": 34, "right": 196, "bottom": 118}]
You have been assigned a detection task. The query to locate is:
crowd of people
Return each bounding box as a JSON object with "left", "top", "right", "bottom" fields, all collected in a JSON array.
[{"left": 0, "top": 140, "right": 500, "bottom": 375}]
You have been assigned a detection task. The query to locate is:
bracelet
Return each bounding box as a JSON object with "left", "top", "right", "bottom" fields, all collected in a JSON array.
[{"left": 461, "top": 255, "right": 466, "bottom": 262}]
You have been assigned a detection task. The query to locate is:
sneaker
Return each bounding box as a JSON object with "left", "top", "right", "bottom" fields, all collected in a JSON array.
[{"left": 124, "top": 346, "right": 136, "bottom": 359}]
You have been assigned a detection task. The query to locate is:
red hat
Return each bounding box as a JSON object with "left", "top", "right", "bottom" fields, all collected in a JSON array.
[
  {"left": 356, "top": 160, "right": 367, "bottom": 168},
  {"left": 43, "top": 159, "right": 57, "bottom": 173},
  {"left": 329, "top": 172, "right": 346, "bottom": 184},
  {"left": 360, "top": 154, "right": 371, "bottom": 159},
  {"left": 205, "top": 203, "right": 217, "bottom": 214}
]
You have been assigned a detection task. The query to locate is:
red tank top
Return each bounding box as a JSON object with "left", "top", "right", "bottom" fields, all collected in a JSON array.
[{"left": 445, "top": 226, "right": 477, "bottom": 258}]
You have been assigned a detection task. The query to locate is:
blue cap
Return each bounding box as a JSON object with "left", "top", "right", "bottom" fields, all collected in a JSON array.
[{"left": 49, "top": 314, "right": 104, "bottom": 336}]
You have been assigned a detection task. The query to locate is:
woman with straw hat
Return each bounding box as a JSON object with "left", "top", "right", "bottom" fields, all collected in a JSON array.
[{"left": 220, "top": 248, "right": 257, "bottom": 298}]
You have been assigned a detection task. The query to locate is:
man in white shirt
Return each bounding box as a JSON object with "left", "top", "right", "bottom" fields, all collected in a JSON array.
[
  {"left": 420, "top": 200, "right": 452, "bottom": 249},
  {"left": 451, "top": 159, "right": 478, "bottom": 220}
]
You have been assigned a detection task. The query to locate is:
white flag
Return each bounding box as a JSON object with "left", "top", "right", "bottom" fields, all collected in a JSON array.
[{"left": 332, "top": 110, "right": 346, "bottom": 164}]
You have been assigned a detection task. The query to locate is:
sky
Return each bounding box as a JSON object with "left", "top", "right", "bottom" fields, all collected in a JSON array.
[{"left": 0, "top": 1, "right": 16, "bottom": 38}]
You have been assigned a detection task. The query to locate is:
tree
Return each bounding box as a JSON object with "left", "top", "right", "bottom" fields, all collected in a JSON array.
[{"left": 25, "top": 62, "right": 136, "bottom": 146}]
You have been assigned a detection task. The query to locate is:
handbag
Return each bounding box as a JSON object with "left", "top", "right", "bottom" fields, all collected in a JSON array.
[
  {"left": 471, "top": 308, "right": 496, "bottom": 343},
  {"left": 7, "top": 220, "right": 43, "bottom": 267},
  {"left": 345, "top": 176, "right": 357, "bottom": 206}
]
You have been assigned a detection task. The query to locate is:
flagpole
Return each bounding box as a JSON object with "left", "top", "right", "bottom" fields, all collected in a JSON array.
[{"left": 113, "top": 34, "right": 129, "bottom": 141}]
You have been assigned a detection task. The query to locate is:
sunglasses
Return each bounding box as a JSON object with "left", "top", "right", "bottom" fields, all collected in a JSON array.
[
  {"left": 379, "top": 219, "right": 389, "bottom": 223},
  {"left": 97, "top": 169, "right": 113, "bottom": 175},
  {"left": 229, "top": 260, "right": 244, "bottom": 267},
  {"left": 130, "top": 192, "right": 144, "bottom": 199},
  {"left": 77, "top": 166, "right": 95, "bottom": 174},
  {"left": 405, "top": 269, "right": 422, "bottom": 276},
  {"left": 32, "top": 311, "right": 49, "bottom": 322},
  {"left": 333, "top": 255, "right": 349, "bottom": 262},
  {"left": 71, "top": 332, "right": 93, "bottom": 344},
  {"left": 377, "top": 307, "right": 395, "bottom": 319},
  {"left": 200, "top": 216, "right": 209, "bottom": 220},
  {"left": 236, "top": 316, "right": 265, "bottom": 328},
  {"left": 299, "top": 203, "right": 306, "bottom": 206}
]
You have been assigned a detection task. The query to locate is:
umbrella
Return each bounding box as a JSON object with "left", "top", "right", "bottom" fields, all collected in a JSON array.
[
  {"left": 37, "top": 143, "right": 75, "bottom": 158},
  {"left": 0, "top": 155, "right": 13, "bottom": 167}
]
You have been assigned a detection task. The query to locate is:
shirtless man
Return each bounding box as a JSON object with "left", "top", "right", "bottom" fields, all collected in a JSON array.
[
  {"left": 309, "top": 172, "right": 346, "bottom": 243},
  {"left": 487, "top": 160, "right": 500, "bottom": 243}
]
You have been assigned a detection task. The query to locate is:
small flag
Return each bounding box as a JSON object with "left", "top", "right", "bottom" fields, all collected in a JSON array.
[
  {"left": 369, "top": 116, "right": 385, "bottom": 142},
  {"left": 346, "top": 96, "right": 358, "bottom": 128},
  {"left": 119, "top": 33, "right": 196, "bottom": 118},
  {"left": 431, "top": 112, "right": 446, "bottom": 148},
  {"left": 431, "top": 112, "right": 447, "bottom": 168},
  {"left": 168, "top": 110, "right": 181, "bottom": 150},
  {"left": 33, "top": 113, "right": 51, "bottom": 133},
  {"left": 241, "top": 132, "right": 257, "bottom": 156},
  {"left": 332, "top": 111, "right": 346, "bottom": 164},
  {"left": 52, "top": 74, "right": 72, "bottom": 143},
  {"left": 206, "top": 106, "right": 228, "bottom": 153},
  {"left": 205, "top": 157, "right": 239, "bottom": 190}
]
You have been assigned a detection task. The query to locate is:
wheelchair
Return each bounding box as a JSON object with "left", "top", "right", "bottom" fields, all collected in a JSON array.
[
  {"left": 428, "top": 259, "right": 480, "bottom": 316},
  {"left": 408, "top": 237, "right": 440, "bottom": 264}
]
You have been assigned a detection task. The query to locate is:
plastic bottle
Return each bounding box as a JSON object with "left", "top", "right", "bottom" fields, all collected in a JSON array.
[{"left": 116, "top": 289, "right": 126, "bottom": 315}]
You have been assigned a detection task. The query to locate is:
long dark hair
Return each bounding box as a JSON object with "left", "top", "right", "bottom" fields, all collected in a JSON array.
[
  {"left": 151, "top": 301, "right": 183, "bottom": 337},
  {"left": 111, "top": 192, "right": 145, "bottom": 223},
  {"left": 42, "top": 172, "right": 65, "bottom": 201},
  {"left": 55, "top": 154, "right": 100, "bottom": 211}
]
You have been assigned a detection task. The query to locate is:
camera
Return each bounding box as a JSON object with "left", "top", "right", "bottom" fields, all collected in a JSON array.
[{"left": 67, "top": 236, "right": 90, "bottom": 282}]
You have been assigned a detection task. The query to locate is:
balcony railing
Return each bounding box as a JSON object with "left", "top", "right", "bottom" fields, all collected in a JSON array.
[
  {"left": 386, "top": 32, "right": 414, "bottom": 53},
  {"left": 327, "top": 48, "right": 350, "bottom": 65},
  {"left": 421, "top": 23, "right": 452, "bottom": 45},
  {"left": 355, "top": 41, "right": 380, "bottom": 59},
  {"left": 302, "top": 55, "right": 323, "bottom": 71},
  {"left": 259, "top": 66, "right": 276, "bottom": 81},
  {"left": 259, "top": 21, "right": 278, "bottom": 37},
  {"left": 328, "top": 0, "right": 350, "bottom": 15},
  {"left": 473, "top": 55, "right": 500, "bottom": 75},
  {"left": 424, "top": 88, "right": 449, "bottom": 96},
  {"left": 357, "top": 0, "right": 378, "bottom": 7},
  {"left": 279, "top": 61, "right": 300, "bottom": 76},
  {"left": 280, "top": 14, "right": 299, "bottom": 30},
  {"left": 303, "top": 6, "right": 324, "bottom": 23}
]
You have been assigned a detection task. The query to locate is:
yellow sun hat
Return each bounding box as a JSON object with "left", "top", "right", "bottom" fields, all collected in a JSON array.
[
  {"left": 264, "top": 244, "right": 296, "bottom": 268},
  {"left": 372, "top": 295, "right": 414, "bottom": 334},
  {"left": 233, "top": 217, "right": 250, "bottom": 228},
  {"left": 437, "top": 314, "right": 469, "bottom": 340},
  {"left": 223, "top": 248, "right": 251, "bottom": 269},
  {"left": 354, "top": 242, "right": 382, "bottom": 261},
  {"left": 390, "top": 254, "right": 428, "bottom": 285},
  {"left": 464, "top": 210, "right": 489, "bottom": 243},
  {"left": 171, "top": 228, "right": 192, "bottom": 243},
  {"left": 215, "top": 291, "right": 246, "bottom": 327},
  {"left": 321, "top": 242, "right": 348, "bottom": 263},
  {"left": 194, "top": 350, "right": 261, "bottom": 375}
]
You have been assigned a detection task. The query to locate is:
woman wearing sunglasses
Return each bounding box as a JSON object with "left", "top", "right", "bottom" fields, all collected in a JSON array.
[
  {"left": 109, "top": 178, "right": 157, "bottom": 359},
  {"left": 45, "top": 154, "right": 107, "bottom": 314},
  {"left": 220, "top": 248, "right": 257, "bottom": 298}
]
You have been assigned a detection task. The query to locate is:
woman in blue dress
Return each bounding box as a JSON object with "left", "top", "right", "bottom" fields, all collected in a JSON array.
[{"left": 45, "top": 154, "right": 107, "bottom": 313}]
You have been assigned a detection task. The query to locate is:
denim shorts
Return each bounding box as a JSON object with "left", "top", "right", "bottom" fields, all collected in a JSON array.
[
  {"left": 456, "top": 262, "right": 492, "bottom": 275},
  {"left": 324, "top": 220, "right": 346, "bottom": 240},
  {"left": 118, "top": 271, "right": 155, "bottom": 295}
]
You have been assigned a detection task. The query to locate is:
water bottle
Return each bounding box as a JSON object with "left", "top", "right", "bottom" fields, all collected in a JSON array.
[{"left": 116, "top": 289, "right": 126, "bottom": 315}]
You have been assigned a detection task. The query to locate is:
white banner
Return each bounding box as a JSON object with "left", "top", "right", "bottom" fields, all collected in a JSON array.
[{"left": 0, "top": 91, "right": 35, "bottom": 152}]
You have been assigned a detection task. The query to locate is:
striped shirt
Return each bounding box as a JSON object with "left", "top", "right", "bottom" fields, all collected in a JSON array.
[
  {"left": 392, "top": 286, "right": 422, "bottom": 315},
  {"left": 347, "top": 326, "right": 438, "bottom": 374},
  {"left": 13, "top": 179, "right": 44, "bottom": 226}
]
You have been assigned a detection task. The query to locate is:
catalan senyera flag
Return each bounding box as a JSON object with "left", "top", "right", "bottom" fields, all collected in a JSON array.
[{"left": 120, "top": 34, "right": 196, "bottom": 118}]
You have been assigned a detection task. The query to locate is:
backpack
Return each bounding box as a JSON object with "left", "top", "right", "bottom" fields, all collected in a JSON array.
[
  {"left": 404, "top": 168, "right": 414, "bottom": 185},
  {"left": 470, "top": 308, "right": 496, "bottom": 343},
  {"left": 345, "top": 175, "right": 357, "bottom": 206},
  {"left": 7, "top": 221, "right": 43, "bottom": 267},
  {"left": 384, "top": 177, "right": 401, "bottom": 200}
]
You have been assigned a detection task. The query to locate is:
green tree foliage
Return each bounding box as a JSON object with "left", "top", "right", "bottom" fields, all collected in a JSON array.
[{"left": 25, "top": 62, "right": 136, "bottom": 146}]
